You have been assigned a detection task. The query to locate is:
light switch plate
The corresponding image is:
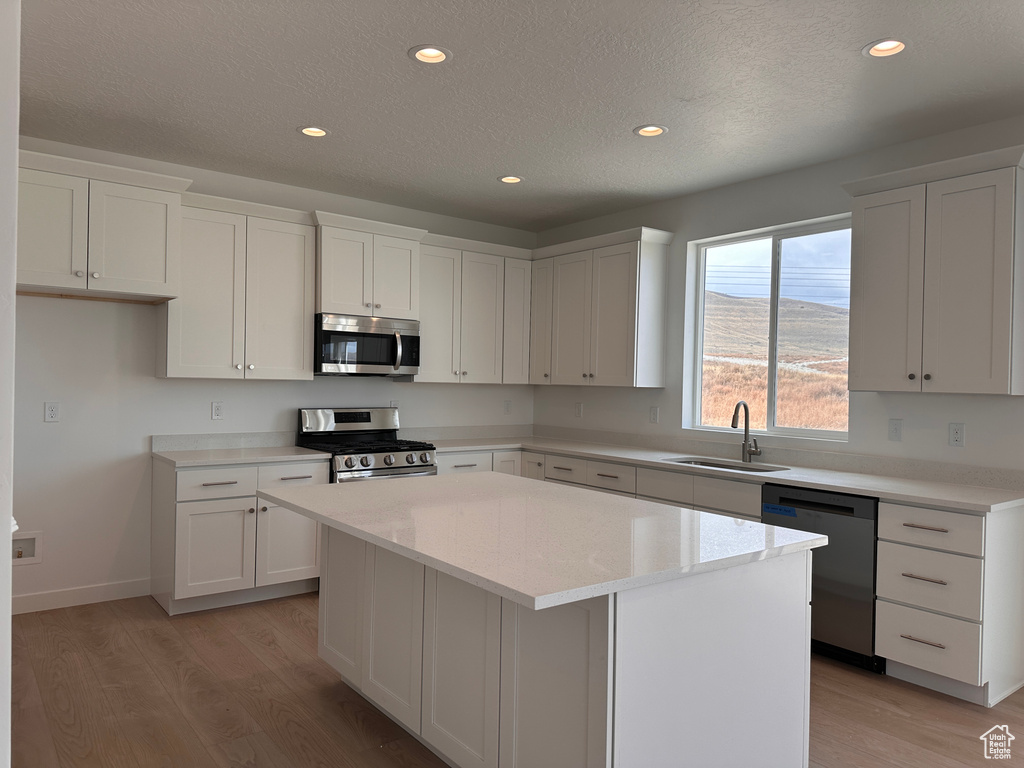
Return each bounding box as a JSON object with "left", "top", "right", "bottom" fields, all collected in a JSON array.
[
  {"left": 574, "top": 402, "right": 583, "bottom": 418},
  {"left": 650, "top": 406, "right": 660, "bottom": 424},
  {"left": 888, "top": 418, "right": 902, "bottom": 441}
]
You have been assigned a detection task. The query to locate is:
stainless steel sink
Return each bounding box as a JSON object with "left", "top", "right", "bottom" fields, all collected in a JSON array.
[{"left": 662, "top": 457, "right": 789, "bottom": 473}]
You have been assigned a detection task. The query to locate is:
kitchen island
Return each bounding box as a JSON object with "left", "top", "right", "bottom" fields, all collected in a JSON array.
[{"left": 261, "top": 472, "right": 826, "bottom": 768}]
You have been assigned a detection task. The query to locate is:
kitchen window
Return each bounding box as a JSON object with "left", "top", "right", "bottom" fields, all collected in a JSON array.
[{"left": 694, "top": 219, "right": 851, "bottom": 437}]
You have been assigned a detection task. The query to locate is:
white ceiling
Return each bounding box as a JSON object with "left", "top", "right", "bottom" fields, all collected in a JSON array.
[{"left": 19, "top": 0, "right": 1024, "bottom": 231}]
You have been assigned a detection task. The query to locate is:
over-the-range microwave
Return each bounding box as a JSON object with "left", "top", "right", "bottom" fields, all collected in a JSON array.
[{"left": 314, "top": 313, "right": 421, "bottom": 376}]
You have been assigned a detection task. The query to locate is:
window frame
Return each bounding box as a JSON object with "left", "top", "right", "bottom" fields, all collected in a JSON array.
[{"left": 692, "top": 216, "right": 852, "bottom": 440}]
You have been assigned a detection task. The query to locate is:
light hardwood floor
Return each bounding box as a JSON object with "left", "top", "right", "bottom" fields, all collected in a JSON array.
[{"left": 12, "top": 593, "right": 1024, "bottom": 767}]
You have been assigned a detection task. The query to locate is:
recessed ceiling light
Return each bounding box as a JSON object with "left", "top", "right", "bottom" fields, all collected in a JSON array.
[
  {"left": 409, "top": 45, "right": 452, "bottom": 64},
  {"left": 498, "top": 176, "right": 523, "bottom": 184},
  {"left": 299, "top": 126, "right": 328, "bottom": 137},
  {"left": 862, "top": 39, "right": 906, "bottom": 57},
  {"left": 633, "top": 125, "right": 667, "bottom": 137}
]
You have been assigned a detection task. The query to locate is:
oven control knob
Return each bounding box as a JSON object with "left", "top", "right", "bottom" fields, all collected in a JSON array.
[
  {"left": 419, "top": 452, "right": 430, "bottom": 463},
  {"left": 344, "top": 457, "right": 356, "bottom": 469},
  {"left": 383, "top": 454, "right": 395, "bottom": 466},
  {"left": 405, "top": 453, "right": 416, "bottom": 464},
  {"left": 360, "top": 456, "right": 371, "bottom": 468}
]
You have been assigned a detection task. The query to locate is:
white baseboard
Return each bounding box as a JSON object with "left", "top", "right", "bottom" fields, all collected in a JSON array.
[
  {"left": 885, "top": 660, "right": 989, "bottom": 706},
  {"left": 13, "top": 577, "right": 151, "bottom": 614}
]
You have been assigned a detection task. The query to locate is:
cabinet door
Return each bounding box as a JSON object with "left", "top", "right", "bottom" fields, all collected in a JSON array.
[
  {"left": 244, "top": 218, "right": 315, "bottom": 380},
  {"left": 419, "top": 245, "right": 462, "bottom": 383},
  {"left": 255, "top": 500, "right": 320, "bottom": 587},
  {"left": 460, "top": 252, "right": 505, "bottom": 384},
  {"left": 590, "top": 242, "right": 639, "bottom": 387},
  {"left": 492, "top": 451, "right": 522, "bottom": 476},
  {"left": 318, "top": 226, "right": 373, "bottom": 315},
  {"left": 88, "top": 180, "right": 181, "bottom": 297},
  {"left": 922, "top": 168, "right": 1016, "bottom": 394},
  {"left": 174, "top": 497, "right": 256, "bottom": 599},
  {"left": 848, "top": 186, "right": 926, "bottom": 392},
  {"left": 436, "top": 452, "right": 493, "bottom": 474},
  {"left": 550, "top": 250, "right": 593, "bottom": 385},
  {"left": 529, "top": 258, "right": 554, "bottom": 384},
  {"left": 361, "top": 545, "right": 425, "bottom": 734},
  {"left": 373, "top": 235, "right": 420, "bottom": 320},
  {"left": 319, "top": 527, "right": 366, "bottom": 684},
  {"left": 521, "top": 452, "right": 545, "bottom": 480},
  {"left": 16, "top": 169, "right": 89, "bottom": 289},
  {"left": 503, "top": 259, "right": 532, "bottom": 384},
  {"left": 165, "top": 208, "right": 246, "bottom": 378},
  {"left": 422, "top": 570, "right": 501, "bottom": 768}
]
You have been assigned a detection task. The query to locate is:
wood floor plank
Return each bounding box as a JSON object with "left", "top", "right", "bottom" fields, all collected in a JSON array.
[
  {"left": 63, "top": 601, "right": 147, "bottom": 673},
  {"left": 354, "top": 736, "right": 448, "bottom": 768},
  {"left": 107, "top": 596, "right": 171, "bottom": 634},
  {"left": 170, "top": 610, "right": 270, "bottom": 684},
  {"left": 254, "top": 597, "right": 319, "bottom": 656},
  {"left": 11, "top": 615, "right": 61, "bottom": 768},
  {"left": 208, "top": 732, "right": 296, "bottom": 768},
  {"left": 128, "top": 622, "right": 261, "bottom": 747}
]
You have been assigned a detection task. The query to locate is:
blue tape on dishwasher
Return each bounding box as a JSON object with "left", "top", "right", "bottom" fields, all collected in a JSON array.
[{"left": 762, "top": 503, "right": 797, "bottom": 517}]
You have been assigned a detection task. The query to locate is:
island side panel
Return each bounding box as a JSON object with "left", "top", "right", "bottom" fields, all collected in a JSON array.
[
  {"left": 319, "top": 526, "right": 366, "bottom": 685},
  {"left": 613, "top": 549, "right": 812, "bottom": 768}
]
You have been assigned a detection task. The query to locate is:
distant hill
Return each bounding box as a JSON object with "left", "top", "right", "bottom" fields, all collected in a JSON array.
[{"left": 702, "top": 291, "right": 849, "bottom": 361}]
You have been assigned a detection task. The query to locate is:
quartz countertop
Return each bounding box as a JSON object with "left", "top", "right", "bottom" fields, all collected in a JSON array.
[
  {"left": 260, "top": 472, "right": 825, "bottom": 610},
  {"left": 433, "top": 437, "right": 1024, "bottom": 514},
  {"left": 152, "top": 446, "right": 330, "bottom": 468}
]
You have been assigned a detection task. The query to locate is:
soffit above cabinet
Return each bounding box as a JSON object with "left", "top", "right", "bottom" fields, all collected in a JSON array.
[
  {"left": 842, "top": 144, "right": 1024, "bottom": 196},
  {"left": 19, "top": 150, "right": 192, "bottom": 193},
  {"left": 532, "top": 227, "right": 674, "bottom": 260},
  {"left": 313, "top": 211, "right": 427, "bottom": 242}
]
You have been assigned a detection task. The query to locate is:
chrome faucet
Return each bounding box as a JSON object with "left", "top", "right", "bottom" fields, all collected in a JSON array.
[{"left": 730, "top": 400, "right": 762, "bottom": 463}]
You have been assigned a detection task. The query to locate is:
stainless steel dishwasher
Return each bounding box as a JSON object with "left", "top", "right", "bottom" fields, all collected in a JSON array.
[{"left": 761, "top": 484, "right": 884, "bottom": 672}]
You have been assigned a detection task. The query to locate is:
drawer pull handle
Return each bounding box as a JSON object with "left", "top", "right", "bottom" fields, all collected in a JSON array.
[
  {"left": 901, "top": 572, "right": 948, "bottom": 586},
  {"left": 552, "top": 466, "right": 573, "bottom": 472},
  {"left": 596, "top": 473, "right": 620, "bottom": 479},
  {"left": 453, "top": 463, "right": 478, "bottom": 468},
  {"left": 900, "top": 633, "right": 946, "bottom": 650},
  {"left": 201, "top": 480, "right": 239, "bottom": 487},
  {"left": 902, "top": 522, "right": 950, "bottom": 533},
  {"left": 280, "top": 475, "right": 313, "bottom": 481}
]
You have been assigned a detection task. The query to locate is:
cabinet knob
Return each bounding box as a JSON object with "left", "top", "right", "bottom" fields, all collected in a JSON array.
[
  {"left": 589, "top": 373, "right": 594, "bottom": 378},
  {"left": 908, "top": 373, "right": 916, "bottom": 380},
  {"left": 375, "top": 303, "right": 381, "bottom": 308},
  {"left": 923, "top": 373, "right": 932, "bottom": 381},
  {"left": 236, "top": 364, "right": 243, "bottom": 370},
  {"left": 462, "top": 371, "right": 468, "bottom": 376},
  {"left": 247, "top": 508, "right": 255, "bottom": 514},
  {"left": 544, "top": 373, "right": 549, "bottom": 378},
  {"left": 75, "top": 270, "right": 84, "bottom": 277},
  {"left": 261, "top": 506, "right": 268, "bottom": 512},
  {"left": 92, "top": 272, "right": 100, "bottom": 279},
  {"left": 248, "top": 364, "right": 255, "bottom": 370},
  {"left": 454, "top": 371, "right": 459, "bottom": 376},
  {"left": 366, "top": 303, "right": 372, "bottom": 308},
  {"left": 582, "top": 373, "right": 587, "bottom": 379}
]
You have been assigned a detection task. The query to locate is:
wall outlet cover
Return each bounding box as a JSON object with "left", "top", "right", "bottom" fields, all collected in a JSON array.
[
  {"left": 949, "top": 422, "right": 965, "bottom": 447},
  {"left": 503, "top": 400, "right": 512, "bottom": 415},
  {"left": 574, "top": 402, "right": 583, "bottom": 418},
  {"left": 650, "top": 406, "right": 660, "bottom": 424},
  {"left": 888, "top": 418, "right": 902, "bottom": 441},
  {"left": 211, "top": 401, "right": 224, "bottom": 420},
  {"left": 43, "top": 402, "right": 60, "bottom": 422}
]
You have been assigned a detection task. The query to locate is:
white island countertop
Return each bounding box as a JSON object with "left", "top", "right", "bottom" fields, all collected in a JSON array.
[{"left": 261, "top": 472, "right": 826, "bottom": 609}]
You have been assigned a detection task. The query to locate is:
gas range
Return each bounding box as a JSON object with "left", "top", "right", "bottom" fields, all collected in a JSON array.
[{"left": 297, "top": 407, "right": 437, "bottom": 482}]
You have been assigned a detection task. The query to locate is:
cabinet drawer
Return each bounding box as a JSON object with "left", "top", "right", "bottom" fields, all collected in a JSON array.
[
  {"left": 585, "top": 461, "right": 636, "bottom": 494},
  {"left": 878, "top": 502, "right": 984, "bottom": 556},
  {"left": 544, "top": 456, "right": 587, "bottom": 483},
  {"left": 636, "top": 469, "right": 694, "bottom": 506},
  {"left": 437, "top": 453, "right": 493, "bottom": 474},
  {"left": 692, "top": 477, "right": 761, "bottom": 518},
  {"left": 257, "top": 461, "right": 329, "bottom": 490},
  {"left": 177, "top": 466, "right": 258, "bottom": 501},
  {"left": 876, "top": 541, "right": 983, "bottom": 621},
  {"left": 875, "top": 600, "right": 982, "bottom": 685}
]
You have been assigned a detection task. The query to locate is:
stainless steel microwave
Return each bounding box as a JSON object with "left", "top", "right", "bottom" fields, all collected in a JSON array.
[{"left": 314, "top": 313, "right": 421, "bottom": 376}]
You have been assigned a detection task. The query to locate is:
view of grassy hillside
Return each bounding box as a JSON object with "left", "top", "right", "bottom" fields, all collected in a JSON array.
[{"left": 701, "top": 291, "right": 849, "bottom": 431}]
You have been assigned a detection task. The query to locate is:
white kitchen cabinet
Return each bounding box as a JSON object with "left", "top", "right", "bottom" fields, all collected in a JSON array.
[
  {"left": 502, "top": 258, "right": 532, "bottom": 384},
  {"left": 521, "top": 451, "right": 545, "bottom": 480},
  {"left": 17, "top": 169, "right": 182, "bottom": 299},
  {"left": 361, "top": 544, "right": 425, "bottom": 734},
  {"left": 162, "top": 210, "right": 314, "bottom": 380},
  {"left": 419, "top": 245, "right": 462, "bottom": 383},
  {"left": 692, "top": 476, "right": 762, "bottom": 520},
  {"left": 492, "top": 451, "right": 522, "bottom": 476},
  {"left": 254, "top": 464, "right": 322, "bottom": 586},
  {"left": 460, "top": 252, "right": 505, "bottom": 384},
  {"left": 437, "top": 452, "right": 494, "bottom": 474},
  {"left": 545, "top": 232, "right": 668, "bottom": 387},
  {"left": 422, "top": 570, "right": 501, "bottom": 768},
  {"left": 529, "top": 258, "right": 554, "bottom": 384},
  {"left": 846, "top": 151, "right": 1024, "bottom": 394},
  {"left": 174, "top": 496, "right": 258, "bottom": 599},
  {"left": 316, "top": 215, "right": 426, "bottom": 320},
  {"left": 319, "top": 526, "right": 366, "bottom": 684}
]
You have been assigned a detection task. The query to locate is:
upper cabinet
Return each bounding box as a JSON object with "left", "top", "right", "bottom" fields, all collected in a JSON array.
[
  {"left": 314, "top": 212, "right": 427, "bottom": 320},
  {"left": 529, "top": 259, "right": 553, "bottom": 384},
  {"left": 17, "top": 153, "right": 190, "bottom": 300},
  {"left": 845, "top": 147, "right": 1024, "bottom": 394},
  {"left": 419, "top": 237, "right": 532, "bottom": 385},
  {"left": 536, "top": 228, "right": 671, "bottom": 388},
  {"left": 161, "top": 202, "right": 315, "bottom": 380}
]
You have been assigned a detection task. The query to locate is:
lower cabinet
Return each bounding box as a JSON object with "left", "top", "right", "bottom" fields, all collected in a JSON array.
[
  {"left": 436, "top": 450, "right": 522, "bottom": 476},
  {"left": 492, "top": 450, "right": 522, "bottom": 476},
  {"left": 521, "top": 452, "right": 545, "bottom": 480}
]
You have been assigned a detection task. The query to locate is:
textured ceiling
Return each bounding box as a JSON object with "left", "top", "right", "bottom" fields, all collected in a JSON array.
[{"left": 19, "top": 0, "right": 1024, "bottom": 231}]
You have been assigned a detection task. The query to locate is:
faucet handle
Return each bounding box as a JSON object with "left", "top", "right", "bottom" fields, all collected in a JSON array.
[{"left": 748, "top": 437, "right": 762, "bottom": 456}]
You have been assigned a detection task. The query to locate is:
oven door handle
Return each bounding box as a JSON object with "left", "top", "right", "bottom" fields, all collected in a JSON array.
[{"left": 394, "top": 331, "right": 402, "bottom": 371}]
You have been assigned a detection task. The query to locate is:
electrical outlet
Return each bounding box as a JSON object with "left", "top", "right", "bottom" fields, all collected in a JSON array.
[
  {"left": 650, "top": 406, "right": 660, "bottom": 424},
  {"left": 43, "top": 402, "right": 60, "bottom": 422},
  {"left": 949, "top": 422, "right": 965, "bottom": 447},
  {"left": 503, "top": 399, "right": 512, "bottom": 415},
  {"left": 574, "top": 402, "right": 583, "bottom": 418},
  {"left": 888, "top": 418, "right": 902, "bottom": 442},
  {"left": 211, "top": 401, "right": 224, "bottom": 420}
]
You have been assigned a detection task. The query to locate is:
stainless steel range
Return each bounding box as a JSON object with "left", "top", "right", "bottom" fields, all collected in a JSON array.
[{"left": 297, "top": 407, "right": 437, "bottom": 482}]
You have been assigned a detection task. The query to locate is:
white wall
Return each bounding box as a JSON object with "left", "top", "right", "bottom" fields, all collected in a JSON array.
[
  {"left": 1, "top": 0, "right": 20, "bottom": 761},
  {"left": 533, "top": 113, "right": 1024, "bottom": 472}
]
